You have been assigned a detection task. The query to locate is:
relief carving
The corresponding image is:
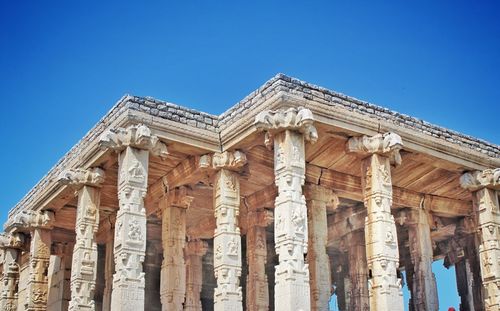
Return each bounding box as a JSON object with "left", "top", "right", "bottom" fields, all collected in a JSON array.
[{"left": 347, "top": 132, "right": 403, "bottom": 165}]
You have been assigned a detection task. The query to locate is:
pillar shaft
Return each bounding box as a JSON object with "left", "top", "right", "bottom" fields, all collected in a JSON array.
[
  {"left": 246, "top": 214, "right": 269, "bottom": 311},
  {"left": 476, "top": 187, "right": 500, "bottom": 310},
  {"left": 213, "top": 169, "right": 243, "bottom": 311},
  {"left": 305, "top": 185, "right": 334, "bottom": 311},
  {"left": 69, "top": 185, "right": 101, "bottom": 310},
  {"left": 26, "top": 228, "right": 52, "bottom": 311},
  {"left": 159, "top": 189, "right": 189, "bottom": 311},
  {"left": 346, "top": 231, "right": 369, "bottom": 311},
  {"left": 111, "top": 146, "right": 149, "bottom": 310},
  {"left": 408, "top": 209, "right": 438, "bottom": 311},
  {"left": 361, "top": 153, "right": 403, "bottom": 310},
  {"left": 273, "top": 129, "right": 310, "bottom": 311},
  {"left": 184, "top": 240, "right": 208, "bottom": 311},
  {"left": 102, "top": 236, "right": 114, "bottom": 311},
  {"left": 2, "top": 248, "right": 20, "bottom": 311}
]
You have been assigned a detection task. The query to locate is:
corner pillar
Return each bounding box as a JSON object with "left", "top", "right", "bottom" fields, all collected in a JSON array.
[
  {"left": 305, "top": 184, "right": 336, "bottom": 311},
  {"left": 461, "top": 169, "right": 500, "bottom": 310},
  {"left": 255, "top": 107, "right": 318, "bottom": 311},
  {"left": 347, "top": 132, "right": 404, "bottom": 311},
  {"left": 99, "top": 124, "right": 168, "bottom": 311}
]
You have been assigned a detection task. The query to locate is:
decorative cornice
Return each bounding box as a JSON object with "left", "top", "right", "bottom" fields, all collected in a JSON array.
[
  {"left": 460, "top": 168, "right": 500, "bottom": 191},
  {"left": 346, "top": 132, "right": 403, "bottom": 165},
  {"left": 4, "top": 210, "right": 55, "bottom": 232},
  {"left": 199, "top": 150, "right": 247, "bottom": 170},
  {"left": 0, "top": 232, "right": 24, "bottom": 249},
  {"left": 58, "top": 167, "right": 105, "bottom": 189},
  {"left": 254, "top": 107, "right": 318, "bottom": 148},
  {"left": 99, "top": 123, "right": 168, "bottom": 158}
]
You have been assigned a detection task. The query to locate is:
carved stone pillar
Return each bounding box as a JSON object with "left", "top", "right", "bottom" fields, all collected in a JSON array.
[
  {"left": 58, "top": 167, "right": 105, "bottom": 311},
  {"left": 347, "top": 132, "right": 404, "bottom": 311},
  {"left": 200, "top": 150, "right": 247, "bottom": 311},
  {"left": 305, "top": 184, "right": 336, "bottom": 311},
  {"left": 246, "top": 209, "right": 273, "bottom": 311},
  {"left": 25, "top": 211, "right": 55, "bottom": 311},
  {"left": 159, "top": 187, "right": 192, "bottom": 310},
  {"left": 184, "top": 240, "right": 208, "bottom": 311},
  {"left": 0, "top": 232, "right": 24, "bottom": 311},
  {"left": 406, "top": 209, "right": 438, "bottom": 311},
  {"left": 102, "top": 234, "right": 114, "bottom": 311},
  {"left": 461, "top": 168, "right": 500, "bottom": 310},
  {"left": 345, "top": 231, "right": 369, "bottom": 311},
  {"left": 99, "top": 124, "right": 168, "bottom": 311},
  {"left": 255, "top": 107, "right": 318, "bottom": 311}
]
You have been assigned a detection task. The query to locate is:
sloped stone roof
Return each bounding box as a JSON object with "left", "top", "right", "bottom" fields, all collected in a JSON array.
[{"left": 8, "top": 73, "right": 500, "bottom": 218}]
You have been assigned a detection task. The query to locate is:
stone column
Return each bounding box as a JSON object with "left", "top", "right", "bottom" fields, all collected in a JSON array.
[
  {"left": 346, "top": 230, "right": 369, "bottom": 311},
  {"left": 58, "top": 167, "right": 105, "bottom": 311},
  {"left": 99, "top": 124, "right": 168, "bottom": 311},
  {"left": 200, "top": 150, "right": 247, "bottom": 311},
  {"left": 406, "top": 209, "right": 439, "bottom": 311},
  {"left": 0, "top": 232, "right": 24, "bottom": 311},
  {"left": 25, "top": 211, "right": 55, "bottom": 311},
  {"left": 246, "top": 209, "right": 273, "bottom": 311},
  {"left": 159, "top": 187, "right": 192, "bottom": 310},
  {"left": 255, "top": 107, "right": 318, "bottom": 311},
  {"left": 102, "top": 234, "right": 114, "bottom": 311},
  {"left": 347, "top": 132, "right": 404, "bottom": 311},
  {"left": 184, "top": 240, "right": 208, "bottom": 311},
  {"left": 305, "top": 184, "right": 336, "bottom": 311},
  {"left": 461, "top": 168, "right": 500, "bottom": 310}
]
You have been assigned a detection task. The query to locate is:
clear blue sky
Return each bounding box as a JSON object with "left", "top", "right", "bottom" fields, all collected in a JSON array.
[{"left": 1, "top": 1, "right": 499, "bottom": 310}]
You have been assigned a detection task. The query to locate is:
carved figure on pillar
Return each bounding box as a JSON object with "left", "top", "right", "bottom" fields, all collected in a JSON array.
[
  {"left": 99, "top": 123, "right": 168, "bottom": 311},
  {"left": 202, "top": 150, "right": 246, "bottom": 311},
  {"left": 305, "top": 184, "right": 337, "bottom": 311},
  {"left": 0, "top": 232, "right": 24, "bottom": 311},
  {"left": 255, "top": 107, "right": 317, "bottom": 311},
  {"left": 347, "top": 132, "right": 404, "bottom": 311},
  {"left": 184, "top": 240, "right": 208, "bottom": 311},
  {"left": 58, "top": 167, "right": 105, "bottom": 311},
  {"left": 158, "top": 186, "right": 192, "bottom": 311},
  {"left": 461, "top": 168, "right": 500, "bottom": 311},
  {"left": 246, "top": 209, "right": 273, "bottom": 311}
]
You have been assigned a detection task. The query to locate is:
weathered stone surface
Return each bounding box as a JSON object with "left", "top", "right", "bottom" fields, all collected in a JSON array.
[{"left": 184, "top": 240, "right": 208, "bottom": 311}]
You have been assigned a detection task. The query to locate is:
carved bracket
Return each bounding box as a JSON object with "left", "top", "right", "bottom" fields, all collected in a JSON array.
[
  {"left": 347, "top": 132, "right": 403, "bottom": 165},
  {"left": 460, "top": 168, "right": 500, "bottom": 191},
  {"left": 199, "top": 150, "right": 247, "bottom": 171},
  {"left": 99, "top": 123, "right": 168, "bottom": 158},
  {"left": 4, "top": 210, "right": 55, "bottom": 232},
  {"left": 0, "top": 232, "right": 25, "bottom": 249},
  {"left": 58, "top": 167, "right": 105, "bottom": 189},
  {"left": 254, "top": 107, "right": 318, "bottom": 148}
]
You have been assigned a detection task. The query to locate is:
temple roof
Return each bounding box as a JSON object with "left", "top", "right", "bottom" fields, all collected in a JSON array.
[{"left": 8, "top": 73, "right": 500, "bottom": 218}]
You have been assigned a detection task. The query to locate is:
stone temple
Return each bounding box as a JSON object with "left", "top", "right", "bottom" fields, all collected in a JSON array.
[{"left": 1, "top": 74, "right": 499, "bottom": 311}]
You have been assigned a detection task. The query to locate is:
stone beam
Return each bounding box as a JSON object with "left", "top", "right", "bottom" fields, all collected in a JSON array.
[
  {"left": 255, "top": 107, "right": 315, "bottom": 311},
  {"left": 348, "top": 133, "right": 404, "bottom": 310},
  {"left": 461, "top": 168, "right": 500, "bottom": 310}
]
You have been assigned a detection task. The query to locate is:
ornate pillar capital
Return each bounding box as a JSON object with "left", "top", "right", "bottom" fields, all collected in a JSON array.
[
  {"left": 99, "top": 123, "right": 169, "bottom": 158},
  {"left": 254, "top": 106, "right": 318, "bottom": 148},
  {"left": 347, "top": 132, "right": 403, "bottom": 165},
  {"left": 4, "top": 210, "right": 55, "bottom": 232},
  {"left": 460, "top": 168, "right": 500, "bottom": 191},
  {"left": 199, "top": 150, "right": 247, "bottom": 170},
  {"left": 0, "top": 232, "right": 25, "bottom": 250},
  {"left": 58, "top": 167, "right": 105, "bottom": 189}
]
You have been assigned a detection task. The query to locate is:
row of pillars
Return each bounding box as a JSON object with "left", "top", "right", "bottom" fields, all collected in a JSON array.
[{"left": 1, "top": 108, "right": 500, "bottom": 311}]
